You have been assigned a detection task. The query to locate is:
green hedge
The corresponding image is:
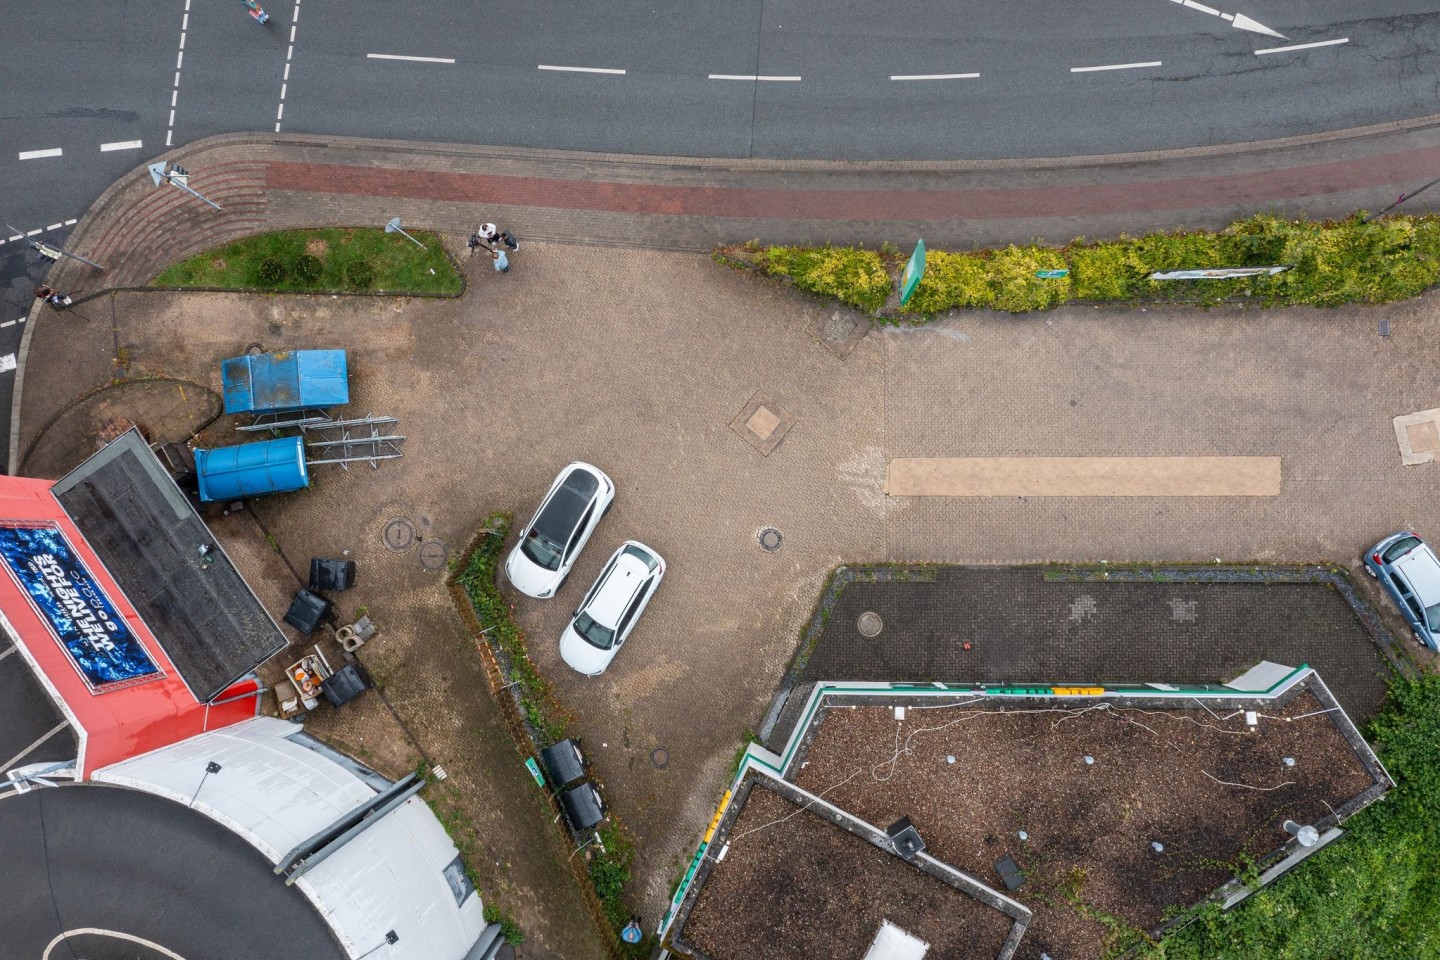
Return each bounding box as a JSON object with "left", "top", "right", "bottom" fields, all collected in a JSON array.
[
  {"left": 456, "top": 514, "right": 570, "bottom": 744},
  {"left": 762, "top": 214, "right": 1440, "bottom": 315},
  {"left": 1137, "top": 672, "right": 1440, "bottom": 959},
  {"left": 154, "top": 226, "right": 461, "bottom": 295}
]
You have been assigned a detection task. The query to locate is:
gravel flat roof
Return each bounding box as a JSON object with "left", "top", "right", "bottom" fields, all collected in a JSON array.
[{"left": 681, "top": 779, "right": 1018, "bottom": 960}]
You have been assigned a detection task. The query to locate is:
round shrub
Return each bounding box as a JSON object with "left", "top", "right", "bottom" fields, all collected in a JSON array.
[
  {"left": 256, "top": 257, "right": 287, "bottom": 286},
  {"left": 293, "top": 254, "right": 323, "bottom": 284},
  {"left": 344, "top": 258, "right": 375, "bottom": 289}
]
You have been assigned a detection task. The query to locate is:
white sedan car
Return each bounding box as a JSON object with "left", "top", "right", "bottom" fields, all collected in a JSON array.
[
  {"left": 559, "top": 541, "right": 666, "bottom": 676},
  {"left": 504, "top": 462, "right": 614, "bottom": 599}
]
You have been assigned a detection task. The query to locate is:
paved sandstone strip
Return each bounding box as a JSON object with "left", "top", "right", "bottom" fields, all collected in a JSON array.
[{"left": 885, "top": 457, "right": 1283, "bottom": 497}]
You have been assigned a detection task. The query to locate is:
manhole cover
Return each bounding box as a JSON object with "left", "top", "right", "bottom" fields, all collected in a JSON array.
[
  {"left": 383, "top": 518, "right": 416, "bottom": 551},
  {"left": 857, "top": 611, "right": 884, "bottom": 638},
  {"left": 244, "top": 342, "right": 265, "bottom": 356},
  {"left": 651, "top": 747, "right": 670, "bottom": 769},
  {"left": 418, "top": 539, "right": 449, "bottom": 571},
  {"left": 758, "top": 527, "right": 783, "bottom": 552}
]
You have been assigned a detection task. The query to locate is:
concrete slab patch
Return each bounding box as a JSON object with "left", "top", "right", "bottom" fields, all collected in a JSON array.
[
  {"left": 810, "top": 309, "right": 871, "bottom": 359},
  {"left": 1393, "top": 407, "right": 1440, "bottom": 465},
  {"left": 729, "top": 391, "right": 796, "bottom": 456},
  {"left": 885, "top": 457, "right": 1282, "bottom": 497}
]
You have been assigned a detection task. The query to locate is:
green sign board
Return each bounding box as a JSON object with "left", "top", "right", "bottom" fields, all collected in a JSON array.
[
  {"left": 1035, "top": 269, "right": 1069, "bottom": 279},
  {"left": 899, "top": 239, "right": 927, "bottom": 306},
  {"left": 525, "top": 756, "right": 545, "bottom": 787}
]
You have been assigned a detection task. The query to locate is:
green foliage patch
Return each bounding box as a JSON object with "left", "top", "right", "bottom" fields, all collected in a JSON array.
[
  {"left": 1138, "top": 672, "right": 1440, "bottom": 959},
  {"left": 763, "top": 245, "right": 892, "bottom": 312},
  {"left": 455, "top": 514, "right": 570, "bottom": 744},
  {"left": 760, "top": 214, "right": 1440, "bottom": 315},
  {"left": 154, "top": 227, "right": 461, "bottom": 295}
]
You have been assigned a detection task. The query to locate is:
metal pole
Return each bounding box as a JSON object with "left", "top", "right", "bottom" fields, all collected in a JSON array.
[
  {"left": 1362, "top": 175, "right": 1440, "bottom": 223},
  {"left": 385, "top": 217, "right": 426, "bottom": 249},
  {"left": 148, "top": 162, "right": 223, "bottom": 212}
]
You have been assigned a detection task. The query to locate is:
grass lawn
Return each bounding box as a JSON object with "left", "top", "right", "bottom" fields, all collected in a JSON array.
[{"left": 153, "top": 227, "right": 462, "bottom": 295}]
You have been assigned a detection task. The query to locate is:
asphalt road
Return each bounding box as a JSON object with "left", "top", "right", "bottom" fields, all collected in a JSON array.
[
  {"left": 0, "top": 784, "right": 345, "bottom": 960},
  {"left": 2, "top": 0, "right": 1439, "bottom": 466}
]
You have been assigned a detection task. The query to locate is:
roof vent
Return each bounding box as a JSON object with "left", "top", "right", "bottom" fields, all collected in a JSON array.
[
  {"left": 886, "top": 816, "right": 926, "bottom": 860},
  {"left": 863, "top": 919, "right": 930, "bottom": 960}
]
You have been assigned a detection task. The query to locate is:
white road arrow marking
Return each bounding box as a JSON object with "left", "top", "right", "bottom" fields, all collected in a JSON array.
[{"left": 1166, "top": 0, "right": 1288, "bottom": 40}]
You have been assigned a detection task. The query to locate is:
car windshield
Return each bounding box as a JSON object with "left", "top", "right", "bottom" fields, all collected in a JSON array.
[
  {"left": 521, "top": 528, "right": 564, "bottom": 571},
  {"left": 1384, "top": 536, "right": 1422, "bottom": 563},
  {"left": 621, "top": 544, "right": 659, "bottom": 571},
  {"left": 574, "top": 612, "right": 616, "bottom": 650}
]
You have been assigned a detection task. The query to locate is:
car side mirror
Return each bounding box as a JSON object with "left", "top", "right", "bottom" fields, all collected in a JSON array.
[{"left": 572, "top": 610, "right": 580, "bottom": 619}]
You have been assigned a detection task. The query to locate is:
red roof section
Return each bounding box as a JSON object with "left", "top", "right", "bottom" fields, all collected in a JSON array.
[{"left": 0, "top": 477, "right": 256, "bottom": 777}]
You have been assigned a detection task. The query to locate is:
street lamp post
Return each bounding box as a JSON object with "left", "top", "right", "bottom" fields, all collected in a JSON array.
[
  {"left": 6, "top": 224, "right": 106, "bottom": 271},
  {"left": 356, "top": 930, "right": 399, "bottom": 958},
  {"left": 187, "top": 761, "right": 222, "bottom": 808},
  {"left": 384, "top": 217, "right": 425, "bottom": 249},
  {"left": 148, "top": 162, "right": 223, "bottom": 212}
]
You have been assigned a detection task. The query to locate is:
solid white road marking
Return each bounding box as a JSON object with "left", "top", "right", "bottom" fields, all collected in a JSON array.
[
  {"left": 18, "top": 148, "right": 62, "bottom": 160},
  {"left": 1070, "top": 61, "right": 1162, "bottom": 73},
  {"left": 44, "top": 929, "right": 190, "bottom": 960},
  {"left": 369, "top": 53, "right": 457, "bottom": 64},
  {"left": 1254, "top": 37, "right": 1349, "bottom": 55},
  {"left": 100, "top": 140, "right": 144, "bottom": 152},
  {"left": 890, "top": 72, "right": 980, "bottom": 81},
  {"left": 709, "top": 74, "right": 802, "bottom": 81},
  {"left": 0, "top": 355, "right": 17, "bottom": 373},
  {"left": 537, "top": 64, "right": 626, "bottom": 75}
]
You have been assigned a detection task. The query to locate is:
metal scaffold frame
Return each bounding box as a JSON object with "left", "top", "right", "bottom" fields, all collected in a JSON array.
[{"left": 301, "top": 414, "right": 405, "bottom": 469}]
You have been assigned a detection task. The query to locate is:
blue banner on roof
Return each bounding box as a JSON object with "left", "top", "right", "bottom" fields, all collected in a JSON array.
[{"left": 0, "top": 523, "right": 160, "bottom": 692}]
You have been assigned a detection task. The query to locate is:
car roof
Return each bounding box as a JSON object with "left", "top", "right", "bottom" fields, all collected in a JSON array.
[
  {"left": 1396, "top": 544, "right": 1440, "bottom": 602},
  {"left": 587, "top": 554, "right": 648, "bottom": 626},
  {"left": 533, "top": 467, "right": 598, "bottom": 541}
]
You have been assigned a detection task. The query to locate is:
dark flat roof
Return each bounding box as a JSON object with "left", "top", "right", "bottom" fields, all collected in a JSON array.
[{"left": 52, "top": 431, "right": 286, "bottom": 702}]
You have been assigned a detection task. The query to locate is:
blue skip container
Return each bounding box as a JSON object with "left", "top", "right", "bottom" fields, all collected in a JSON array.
[{"left": 194, "top": 437, "right": 309, "bottom": 502}]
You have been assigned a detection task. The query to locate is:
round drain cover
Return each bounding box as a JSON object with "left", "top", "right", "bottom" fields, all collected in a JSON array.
[
  {"left": 650, "top": 747, "right": 670, "bottom": 769},
  {"left": 244, "top": 342, "right": 266, "bottom": 356},
  {"left": 857, "top": 611, "right": 884, "bottom": 638},
  {"left": 383, "top": 518, "right": 416, "bottom": 552},
  {"left": 418, "top": 539, "right": 448, "bottom": 571},
  {"left": 758, "top": 527, "right": 783, "bottom": 552}
]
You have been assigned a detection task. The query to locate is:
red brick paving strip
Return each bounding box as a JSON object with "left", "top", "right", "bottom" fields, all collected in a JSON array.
[{"left": 267, "top": 144, "right": 1440, "bottom": 222}]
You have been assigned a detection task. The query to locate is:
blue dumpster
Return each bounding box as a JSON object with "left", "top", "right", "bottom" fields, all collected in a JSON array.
[
  {"left": 193, "top": 437, "right": 309, "bottom": 502},
  {"left": 221, "top": 350, "right": 349, "bottom": 416}
]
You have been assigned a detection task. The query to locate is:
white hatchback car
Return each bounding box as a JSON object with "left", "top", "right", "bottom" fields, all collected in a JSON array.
[
  {"left": 559, "top": 541, "right": 666, "bottom": 676},
  {"left": 504, "top": 462, "right": 614, "bottom": 599}
]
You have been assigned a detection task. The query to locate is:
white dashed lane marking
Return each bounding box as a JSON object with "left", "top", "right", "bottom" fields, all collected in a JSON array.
[
  {"left": 370, "top": 53, "right": 457, "bottom": 64},
  {"left": 166, "top": 0, "right": 191, "bottom": 145},
  {"left": 890, "top": 72, "right": 980, "bottom": 81},
  {"left": 538, "top": 64, "right": 625, "bottom": 75},
  {"left": 100, "top": 140, "right": 144, "bottom": 152},
  {"left": 709, "top": 74, "right": 802, "bottom": 81},
  {"left": 1071, "top": 61, "right": 1163, "bottom": 73},
  {"left": 1255, "top": 38, "right": 1349, "bottom": 55},
  {"left": 18, "top": 148, "right": 62, "bottom": 160},
  {"left": 275, "top": 0, "right": 302, "bottom": 131}
]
